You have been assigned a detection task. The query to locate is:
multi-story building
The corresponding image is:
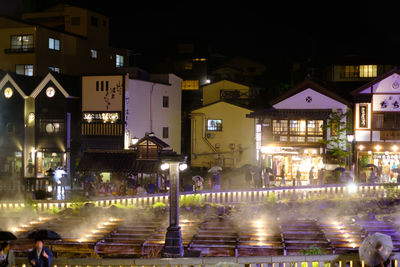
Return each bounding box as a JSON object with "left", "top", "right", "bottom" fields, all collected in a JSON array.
[
  {"left": 0, "top": 3, "right": 130, "bottom": 77},
  {"left": 0, "top": 71, "right": 80, "bottom": 180},
  {"left": 248, "top": 79, "right": 352, "bottom": 185},
  {"left": 352, "top": 68, "right": 400, "bottom": 181}
]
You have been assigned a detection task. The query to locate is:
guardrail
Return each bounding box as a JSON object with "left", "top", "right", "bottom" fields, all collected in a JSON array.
[
  {"left": 13, "top": 253, "right": 400, "bottom": 267},
  {"left": 0, "top": 183, "right": 398, "bottom": 211}
]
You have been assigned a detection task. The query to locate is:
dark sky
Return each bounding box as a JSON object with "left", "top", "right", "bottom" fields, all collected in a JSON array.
[{"left": 2, "top": 0, "right": 399, "bottom": 69}]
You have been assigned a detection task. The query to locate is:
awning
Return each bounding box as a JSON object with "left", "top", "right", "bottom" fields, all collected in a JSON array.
[{"left": 76, "top": 150, "right": 161, "bottom": 174}]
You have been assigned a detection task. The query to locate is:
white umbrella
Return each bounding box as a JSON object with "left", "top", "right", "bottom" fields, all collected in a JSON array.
[
  {"left": 359, "top": 232, "right": 393, "bottom": 267},
  {"left": 208, "top": 166, "right": 222, "bottom": 173},
  {"left": 192, "top": 175, "right": 204, "bottom": 182}
]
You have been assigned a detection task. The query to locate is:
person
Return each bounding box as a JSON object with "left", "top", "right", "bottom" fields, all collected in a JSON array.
[
  {"left": 309, "top": 166, "right": 314, "bottom": 185},
  {"left": 28, "top": 239, "right": 53, "bottom": 267},
  {"left": 194, "top": 177, "right": 204, "bottom": 192},
  {"left": 296, "top": 169, "right": 301, "bottom": 186},
  {"left": 280, "top": 165, "right": 286, "bottom": 186},
  {"left": 146, "top": 181, "right": 156, "bottom": 194},
  {"left": 214, "top": 171, "right": 221, "bottom": 190},
  {"left": 264, "top": 170, "right": 270, "bottom": 188},
  {"left": 0, "top": 241, "right": 15, "bottom": 267},
  {"left": 370, "top": 167, "right": 376, "bottom": 184},
  {"left": 318, "top": 168, "right": 324, "bottom": 185}
]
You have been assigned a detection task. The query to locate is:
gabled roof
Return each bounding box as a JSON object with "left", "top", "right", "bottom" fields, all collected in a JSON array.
[
  {"left": 191, "top": 100, "right": 254, "bottom": 112},
  {"left": 351, "top": 67, "right": 400, "bottom": 96},
  {"left": 0, "top": 72, "right": 41, "bottom": 98},
  {"left": 136, "top": 132, "right": 170, "bottom": 149},
  {"left": 201, "top": 79, "right": 250, "bottom": 89},
  {"left": 30, "top": 72, "right": 74, "bottom": 98},
  {"left": 270, "top": 79, "right": 352, "bottom": 106}
]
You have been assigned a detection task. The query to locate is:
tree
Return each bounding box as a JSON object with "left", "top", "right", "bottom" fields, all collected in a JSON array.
[{"left": 319, "top": 110, "right": 351, "bottom": 166}]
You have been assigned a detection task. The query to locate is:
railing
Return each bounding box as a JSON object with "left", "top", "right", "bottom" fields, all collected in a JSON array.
[
  {"left": 4, "top": 45, "right": 35, "bottom": 53},
  {"left": 13, "top": 253, "right": 400, "bottom": 267},
  {"left": 0, "top": 183, "right": 398, "bottom": 211}
]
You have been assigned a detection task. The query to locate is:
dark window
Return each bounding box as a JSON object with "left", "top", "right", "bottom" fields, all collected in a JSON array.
[
  {"left": 373, "top": 113, "right": 400, "bottom": 129},
  {"left": 163, "top": 127, "right": 169, "bottom": 138},
  {"left": 106, "top": 81, "right": 109, "bottom": 91},
  {"left": 71, "top": 17, "right": 80, "bottom": 25},
  {"left": 101, "top": 81, "right": 104, "bottom": 91},
  {"left": 163, "top": 96, "right": 169, "bottom": 108},
  {"left": 6, "top": 123, "right": 14, "bottom": 134},
  {"left": 103, "top": 20, "right": 106, "bottom": 27},
  {"left": 15, "top": 65, "right": 33, "bottom": 76},
  {"left": 96, "top": 81, "right": 99, "bottom": 91},
  {"left": 91, "top": 16, "right": 98, "bottom": 27},
  {"left": 207, "top": 119, "right": 222, "bottom": 131}
]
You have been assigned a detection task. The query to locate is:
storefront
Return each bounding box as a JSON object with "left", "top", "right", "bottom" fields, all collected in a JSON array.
[{"left": 36, "top": 151, "right": 66, "bottom": 178}]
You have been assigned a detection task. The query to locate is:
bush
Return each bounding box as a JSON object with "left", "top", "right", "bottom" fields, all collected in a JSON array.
[
  {"left": 301, "top": 246, "right": 323, "bottom": 255},
  {"left": 180, "top": 194, "right": 203, "bottom": 208},
  {"left": 266, "top": 192, "right": 277, "bottom": 203},
  {"left": 152, "top": 202, "right": 166, "bottom": 208}
]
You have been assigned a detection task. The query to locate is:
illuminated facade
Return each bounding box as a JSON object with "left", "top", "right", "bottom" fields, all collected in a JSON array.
[
  {"left": 248, "top": 79, "right": 351, "bottom": 184},
  {"left": 352, "top": 68, "right": 400, "bottom": 181},
  {"left": 0, "top": 71, "right": 80, "bottom": 179}
]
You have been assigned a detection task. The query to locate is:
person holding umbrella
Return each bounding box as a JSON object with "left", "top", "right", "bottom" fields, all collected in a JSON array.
[
  {"left": 0, "top": 242, "right": 15, "bottom": 267},
  {"left": 28, "top": 239, "right": 53, "bottom": 267}
]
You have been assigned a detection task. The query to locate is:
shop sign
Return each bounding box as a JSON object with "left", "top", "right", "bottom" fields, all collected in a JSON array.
[
  {"left": 83, "top": 112, "right": 119, "bottom": 122},
  {"left": 359, "top": 105, "right": 367, "bottom": 128},
  {"left": 373, "top": 95, "right": 400, "bottom": 111},
  {"left": 373, "top": 153, "right": 399, "bottom": 160},
  {"left": 380, "top": 131, "right": 400, "bottom": 140}
]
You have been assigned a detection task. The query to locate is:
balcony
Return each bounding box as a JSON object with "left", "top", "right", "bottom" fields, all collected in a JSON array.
[
  {"left": 380, "top": 130, "right": 400, "bottom": 140},
  {"left": 4, "top": 45, "right": 34, "bottom": 53}
]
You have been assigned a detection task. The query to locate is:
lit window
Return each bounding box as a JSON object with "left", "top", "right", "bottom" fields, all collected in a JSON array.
[
  {"left": 49, "top": 66, "right": 60, "bottom": 73},
  {"left": 16, "top": 65, "right": 33, "bottom": 76},
  {"left": 272, "top": 120, "right": 288, "bottom": 135},
  {"left": 307, "top": 120, "right": 323, "bottom": 135},
  {"left": 181, "top": 80, "right": 199, "bottom": 90},
  {"left": 116, "top": 54, "right": 124, "bottom": 67},
  {"left": 289, "top": 120, "right": 306, "bottom": 135},
  {"left": 48, "top": 38, "right": 60, "bottom": 51},
  {"left": 90, "top": 49, "right": 97, "bottom": 58},
  {"left": 193, "top": 58, "right": 206, "bottom": 62},
  {"left": 11, "top": 35, "right": 33, "bottom": 50},
  {"left": 184, "top": 61, "right": 193, "bottom": 70},
  {"left": 360, "top": 65, "right": 377, "bottom": 77},
  {"left": 162, "top": 127, "right": 169, "bottom": 138},
  {"left": 207, "top": 119, "right": 222, "bottom": 131}
]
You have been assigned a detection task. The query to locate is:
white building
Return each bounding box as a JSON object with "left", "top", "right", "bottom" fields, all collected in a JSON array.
[{"left": 124, "top": 74, "right": 182, "bottom": 153}]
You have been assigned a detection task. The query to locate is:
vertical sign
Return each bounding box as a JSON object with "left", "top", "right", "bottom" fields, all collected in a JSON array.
[{"left": 359, "top": 105, "right": 367, "bottom": 128}]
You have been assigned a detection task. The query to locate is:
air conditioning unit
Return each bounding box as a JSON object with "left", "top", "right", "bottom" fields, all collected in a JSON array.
[{"left": 206, "top": 133, "right": 215, "bottom": 139}]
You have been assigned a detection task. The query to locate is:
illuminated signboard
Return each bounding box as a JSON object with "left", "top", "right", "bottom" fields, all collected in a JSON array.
[{"left": 359, "top": 105, "right": 367, "bottom": 128}]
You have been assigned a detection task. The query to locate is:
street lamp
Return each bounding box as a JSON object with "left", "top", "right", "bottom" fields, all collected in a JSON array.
[
  {"left": 131, "top": 136, "right": 139, "bottom": 145},
  {"left": 347, "top": 134, "right": 355, "bottom": 173},
  {"left": 162, "top": 156, "right": 188, "bottom": 258}
]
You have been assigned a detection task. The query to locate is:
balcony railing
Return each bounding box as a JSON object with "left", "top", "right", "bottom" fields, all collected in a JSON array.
[{"left": 4, "top": 45, "right": 34, "bottom": 53}]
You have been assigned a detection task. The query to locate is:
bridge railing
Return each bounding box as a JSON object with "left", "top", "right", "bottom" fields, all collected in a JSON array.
[
  {"left": 0, "top": 183, "right": 398, "bottom": 211},
  {"left": 14, "top": 253, "right": 400, "bottom": 267}
]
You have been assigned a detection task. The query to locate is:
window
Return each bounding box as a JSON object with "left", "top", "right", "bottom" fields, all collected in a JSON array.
[
  {"left": 184, "top": 61, "right": 193, "bottom": 70},
  {"left": 372, "top": 114, "right": 384, "bottom": 129},
  {"left": 11, "top": 35, "right": 34, "bottom": 50},
  {"left": 290, "top": 136, "right": 305, "bottom": 142},
  {"left": 90, "top": 49, "right": 97, "bottom": 58},
  {"left": 71, "top": 17, "right": 80, "bottom": 25},
  {"left": 91, "top": 16, "right": 98, "bottom": 27},
  {"left": 6, "top": 123, "right": 15, "bottom": 134},
  {"left": 181, "top": 80, "right": 199, "bottom": 90},
  {"left": 360, "top": 65, "right": 377, "bottom": 78},
  {"left": 49, "top": 66, "right": 60, "bottom": 73},
  {"left": 289, "top": 120, "right": 306, "bottom": 135},
  {"left": 207, "top": 119, "right": 222, "bottom": 131},
  {"left": 307, "top": 120, "right": 323, "bottom": 135},
  {"left": 48, "top": 38, "right": 60, "bottom": 51},
  {"left": 163, "top": 96, "right": 169, "bottom": 108},
  {"left": 272, "top": 120, "right": 288, "bottom": 135},
  {"left": 307, "top": 136, "right": 323, "bottom": 143},
  {"left": 39, "top": 120, "right": 64, "bottom": 134},
  {"left": 342, "top": 65, "right": 378, "bottom": 78},
  {"left": 103, "top": 20, "right": 107, "bottom": 27},
  {"left": 163, "top": 127, "right": 169, "bottom": 138},
  {"left": 116, "top": 54, "right": 124, "bottom": 67},
  {"left": 16, "top": 65, "right": 33, "bottom": 76}
]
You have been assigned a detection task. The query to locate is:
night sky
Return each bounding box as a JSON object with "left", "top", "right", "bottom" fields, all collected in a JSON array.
[{"left": 1, "top": 0, "right": 400, "bottom": 72}]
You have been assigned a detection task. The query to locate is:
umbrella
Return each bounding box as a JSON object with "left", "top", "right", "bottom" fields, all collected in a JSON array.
[
  {"left": 0, "top": 231, "right": 17, "bottom": 241},
  {"left": 208, "top": 166, "right": 222, "bottom": 173},
  {"left": 366, "top": 164, "right": 378, "bottom": 169},
  {"left": 265, "top": 167, "right": 273, "bottom": 173},
  {"left": 334, "top": 167, "right": 346, "bottom": 172},
  {"left": 359, "top": 233, "right": 393, "bottom": 267},
  {"left": 192, "top": 175, "right": 204, "bottom": 182},
  {"left": 239, "top": 164, "right": 252, "bottom": 170},
  {"left": 28, "top": 229, "right": 61, "bottom": 240},
  {"left": 391, "top": 168, "right": 400, "bottom": 173}
]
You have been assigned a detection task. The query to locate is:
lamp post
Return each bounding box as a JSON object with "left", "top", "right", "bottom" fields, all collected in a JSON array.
[
  {"left": 347, "top": 134, "right": 355, "bottom": 172},
  {"left": 161, "top": 158, "right": 187, "bottom": 257}
]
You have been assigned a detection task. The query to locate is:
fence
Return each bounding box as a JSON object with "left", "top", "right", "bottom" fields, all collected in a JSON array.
[{"left": 13, "top": 253, "right": 400, "bottom": 267}]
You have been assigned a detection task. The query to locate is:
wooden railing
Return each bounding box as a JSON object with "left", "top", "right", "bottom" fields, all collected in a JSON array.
[
  {"left": 0, "top": 183, "right": 398, "bottom": 211},
  {"left": 13, "top": 253, "right": 400, "bottom": 267}
]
